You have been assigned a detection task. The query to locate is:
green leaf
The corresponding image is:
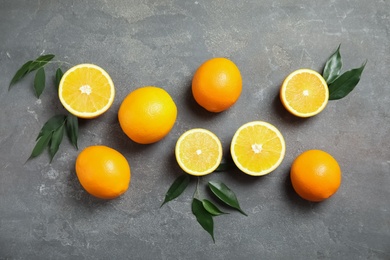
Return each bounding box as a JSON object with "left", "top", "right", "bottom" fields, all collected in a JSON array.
[
  {"left": 36, "top": 54, "right": 55, "bottom": 62},
  {"left": 37, "top": 115, "right": 67, "bottom": 140},
  {"left": 29, "top": 114, "right": 67, "bottom": 162},
  {"left": 65, "top": 114, "right": 78, "bottom": 149},
  {"left": 29, "top": 132, "right": 52, "bottom": 159},
  {"left": 202, "top": 199, "right": 228, "bottom": 216},
  {"left": 323, "top": 44, "right": 342, "bottom": 84},
  {"left": 328, "top": 61, "right": 367, "bottom": 100},
  {"left": 55, "top": 68, "right": 64, "bottom": 90},
  {"left": 27, "top": 54, "right": 55, "bottom": 73},
  {"left": 9, "top": 60, "right": 34, "bottom": 88},
  {"left": 9, "top": 54, "right": 54, "bottom": 90},
  {"left": 161, "top": 175, "right": 190, "bottom": 207},
  {"left": 192, "top": 198, "right": 215, "bottom": 242},
  {"left": 208, "top": 181, "right": 247, "bottom": 216},
  {"left": 33, "top": 67, "right": 46, "bottom": 98},
  {"left": 49, "top": 124, "right": 65, "bottom": 162}
]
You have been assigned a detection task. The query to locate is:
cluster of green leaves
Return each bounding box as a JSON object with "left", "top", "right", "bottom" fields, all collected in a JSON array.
[
  {"left": 323, "top": 45, "right": 367, "bottom": 100},
  {"left": 9, "top": 54, "right": 78, "bottom": 162},
  {"left": 161, "top": 174, "right": 246, "bottom": 242},
  {"left": 29, "top": 114, "right": 78, "bottom": 162},
  {"left": 9, "top": 54, "right": 56, "bottom": 98}
]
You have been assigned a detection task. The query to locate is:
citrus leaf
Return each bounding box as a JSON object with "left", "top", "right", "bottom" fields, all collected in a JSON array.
[
  {"left": 208, "top": 181, "right": 247, "bottom": 216},
  {"left": 49, "top": 124, "right": 65, "bottom": 162},
  {"left": 323, "top": 44, "right": 342, "bottom": 84},
  {"left": 9, "top": 54, "right": 54, "bottom": 90},
  {"left": 27, "top": 54, "right": 55, "bottom": 73},
  {"left": 33, "top": 67, "right": 46, "bottom": 98},
  {"left": 36, "top": 54, "right": 55, "bottom": 62},
  {"left": 55, "top": 68, "right": 64, "bottom": 90},
  {"left": 37, "top": 115, "right": 67, "bottom": 140},
  {"left": 161, "top": 175, "right": 190, "bottom": 207},
  {"left": 29, "top": 132, "right": 52, "bottom": 159},
  {"left": 328, "top": 61, "right": 367, "bottom": 100},
  {"left": 192, "top": 198, "right": 215, "bottom": 242},
  {"left": 9, "top": 60, "right": 34, "bottom": 89},
  {"left": 202, "top": 199, "right": 228, "bottom": 216},
  {"left": 65, "top": 114, "right": 78, "bottom": 149}
]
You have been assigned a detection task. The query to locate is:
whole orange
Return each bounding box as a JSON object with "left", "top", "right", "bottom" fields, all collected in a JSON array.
[
  {"left": 192, "top": 57, "right": 242, "bottom": 112},
  {"left": 118, "top": 86, "right": 177, "bottom": 144},
  {"left": 75, "top": 146, "right": 131, "bottom": 199},
  {"left": 290, "top": 150, "right": 341, "bottom": 202}
]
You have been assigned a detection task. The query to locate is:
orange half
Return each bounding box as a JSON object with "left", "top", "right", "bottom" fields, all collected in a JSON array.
[
  {"left": 280, "top": 69, "right": 328, "bottom": 117},
  {"left": 175, "top": 128, "right": 222, "bottom": 176},
  {"left": 59, "top": 64, "right": 115, "bottom": 118},
  {"left": 230, "top": 121, "right": 286, "bottom": 176}
]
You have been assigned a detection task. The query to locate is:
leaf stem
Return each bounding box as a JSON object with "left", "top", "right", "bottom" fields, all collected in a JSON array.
[
  {"left": 47, "top": 60, "right": 74, "bottom": 67},
  {"left": 193, "top": 177, "right": 201, "bottom": 200}
]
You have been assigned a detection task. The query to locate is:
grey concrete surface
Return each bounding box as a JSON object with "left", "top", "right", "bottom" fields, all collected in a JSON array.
[{"left": 1, "top": 1, "right": 389, "bottom": 259}]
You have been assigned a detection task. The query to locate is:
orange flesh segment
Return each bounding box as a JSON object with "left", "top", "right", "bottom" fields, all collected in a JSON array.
[
  {"left": 176, "top": 130, "right": 222, "bottom": 175},
  {"left": 61, "top": 67, "right": 113, "bottom": 113},
  {"left": 284, "top": 72, "right": 327, "bottom": 114},
  {"left": 232, "top": 124, "right": 284, "bottom": 173}
]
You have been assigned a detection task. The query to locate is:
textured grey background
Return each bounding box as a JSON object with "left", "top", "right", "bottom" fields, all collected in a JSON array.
[{"left": 1, "top": 0, "right": 389, "bottom": 259}]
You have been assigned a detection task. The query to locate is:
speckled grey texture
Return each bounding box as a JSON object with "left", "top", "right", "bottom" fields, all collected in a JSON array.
[{"left": 1, "top": 1, "right": 389, "bottom": 259}]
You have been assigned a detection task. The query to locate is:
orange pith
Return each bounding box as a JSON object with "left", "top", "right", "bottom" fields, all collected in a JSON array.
[
  {"left": 231, "top": 121, "right": 286, "bottom": 176},
  {"left": 175, "top": 129, "right": 222, "bottom": 176},
  {"left": 280, "top": 69, "right": 328, "bottom": 117},
  {"left": 59, "top": 64, "right": 115, "bottom": 118}
]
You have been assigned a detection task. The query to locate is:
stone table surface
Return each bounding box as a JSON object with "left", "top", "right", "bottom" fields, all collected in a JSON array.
[{"left": 1, "top": 1, "right": 389, "bottom": 259}]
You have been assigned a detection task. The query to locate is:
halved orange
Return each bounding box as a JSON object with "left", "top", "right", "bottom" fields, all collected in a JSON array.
[
  {"left": 175, "top": 128, "right": 222, "bottom": 176},
  {"left": 59, "top": 64, "right": 115, "bottom": 118},
  {"left": 280, "top": 69, "right": 329, "bottom": 117},
  {"left": 230, "top": 121, "right": 286, "bottom": 176}
]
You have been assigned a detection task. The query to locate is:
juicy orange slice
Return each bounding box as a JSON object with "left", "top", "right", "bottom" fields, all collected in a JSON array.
[
  {"left": 59, "top": 64, "right": 115, "bottom": 118},
  {"left": 280, "top": 69, "right": 329, "bottom": 117},
  {"left": 230, "top": 121, "right": 286, "bottom": 176},
  {"left": 175, "top": 128, "right": 222, "bottom": 176}
]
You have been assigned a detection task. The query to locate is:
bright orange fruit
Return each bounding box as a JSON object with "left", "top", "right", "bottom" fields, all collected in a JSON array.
[
  {"left": 290, "top": 150, "right": 341, "bottom": 202},
  {"left": 75, "top": 146, "right": 131, "bottom": 199},
  {"left": 192, "top": 57, "right": 242, "bottom": 112},
  {"left": 118, "top": 86, "right": 177, "bottom": 144}
]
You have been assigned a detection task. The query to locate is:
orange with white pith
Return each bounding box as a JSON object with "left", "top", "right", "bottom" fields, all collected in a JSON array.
[
  {"left": 59, "top": 64, "right": 115, "bottom": 118},
  {"left": 230, "top": 121, "right": 286, "bottom": 176},
  {"left": 175, "top": 128, "right": 222, "bottom": 176},
  {"left": 280, "top": 69, "right": 329, "bottom": 117}
]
